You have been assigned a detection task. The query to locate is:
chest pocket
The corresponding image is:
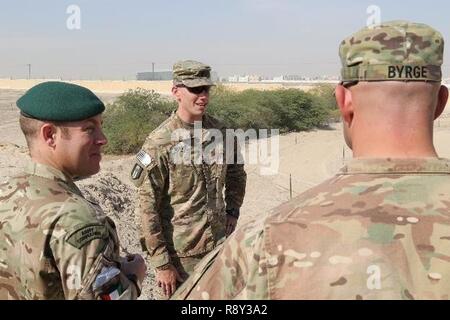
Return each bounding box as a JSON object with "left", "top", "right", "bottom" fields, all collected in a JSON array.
[{"left": 169, "top": 162, "right": 200, "bottom": 196}]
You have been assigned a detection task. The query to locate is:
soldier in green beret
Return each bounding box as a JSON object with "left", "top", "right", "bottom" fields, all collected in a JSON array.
[
  {"left": 173, "top": 21, "right": 450, "bottom": 300},
  {"left": 130, "top": 60, "right": 247, "bottom": 298},
  {"left": 0, "top": 81, "right": 146, "bottom": 300}
]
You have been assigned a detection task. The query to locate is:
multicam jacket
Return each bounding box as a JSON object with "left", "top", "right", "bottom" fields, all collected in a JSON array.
[
  {"left": 0, "top": 161, "right": 138, "bottom": 300},
  {"left": 174, "top": 158, "right": 450, "bottom": 300},
  {"left": 131, "top": 113, "right": 247, "bottom": 268}
]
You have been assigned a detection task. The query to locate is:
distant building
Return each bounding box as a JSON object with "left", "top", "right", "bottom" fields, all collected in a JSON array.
[
  {"left": 137, "top": 71, "right": 219, "bottom": 82},
  {"left": 283, "top": 75, "right": 305, "bottom": 81},
  {"left": 248, "top": 75, "right": 262, "bottom": 82},
  {"left": 228, "top": 75, "right": 263, "bottom": 83},
  {"left": 228, "top": 75, "right": 239, "bottom": 82},
  {"left": 225, "top": 74, "right": 341, "bottom": 83},
  {"left": 238, "top": 75, "right": 249, "bottom": 83},
  {"left": 273, "top": 76, "right": 284, "bottom": 82},
  {"left": 136, "top": 71, "right": 172, "bottom": 81}
]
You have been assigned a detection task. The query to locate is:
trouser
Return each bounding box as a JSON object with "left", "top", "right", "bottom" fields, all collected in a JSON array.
[{"left": 155, "top": 252, "right": 207, "bottom": 300}]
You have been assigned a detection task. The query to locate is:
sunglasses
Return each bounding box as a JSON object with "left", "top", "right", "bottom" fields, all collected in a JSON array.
[
  {"left": 178, "top": 85, "right": 211, "bottom": 95},
  {"left": 341, "top": 81, "right": 359, "bottom": 89}
]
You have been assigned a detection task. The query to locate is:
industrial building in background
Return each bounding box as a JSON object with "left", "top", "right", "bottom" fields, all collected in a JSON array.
[{"left": 137, "top": 69, "right": 219, "bottom": 82}]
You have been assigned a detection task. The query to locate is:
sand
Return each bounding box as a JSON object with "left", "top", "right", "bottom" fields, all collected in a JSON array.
[{"left": 0, "top": 79, "right": 323, "bottom": 95}]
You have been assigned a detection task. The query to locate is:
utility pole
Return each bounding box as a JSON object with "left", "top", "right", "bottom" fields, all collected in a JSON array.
[
  {"left": 27, "top": 64, "right": 31, "bottom": 80},
  {"left": 152, "top": 62, "right": 155, "bottom": 80}
]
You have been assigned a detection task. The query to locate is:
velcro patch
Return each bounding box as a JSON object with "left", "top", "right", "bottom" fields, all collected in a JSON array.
[
  {"left": 136, "top": 150, "right": 153, "bottom": 167},
  {"left": 131, "top": 163, "right": 144, "bottom": 180},
  {"left": 66, "top": 224, "right": 108, "bottom": 249},
  {"left": 387, "top": 65, "right": 428, "bottom": 79}
]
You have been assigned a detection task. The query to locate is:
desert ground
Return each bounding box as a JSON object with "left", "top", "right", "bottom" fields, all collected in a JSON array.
[
  {"left": 0, "top": 79, "right": 319, "bottom": 94},
  {"left": 2, "top": 86, "right": 450, "bottom": 299}
]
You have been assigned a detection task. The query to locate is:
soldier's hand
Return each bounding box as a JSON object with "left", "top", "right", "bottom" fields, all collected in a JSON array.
[
  {"left": 226, "top": 215, "right": 238, "bottom": 236},
  {"left": 156, "top": 264, "right": 183, "bottom": 298},
  {"left": 120, "top": 254, "right": 147, "bottom": 285}
]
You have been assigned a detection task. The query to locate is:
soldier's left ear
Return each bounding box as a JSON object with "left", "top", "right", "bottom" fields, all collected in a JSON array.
[
  {"left": 172, "top": 86, "right": 180, "bottom": 98},
  {"left": 335, "top": 84, "right": 354, "bottom": 127},
  {"left": 434, "top": 85, "right": 449, "bottom": 120},
  {"left": 41, "top": 123, "right": 57, "bottom": 148}
]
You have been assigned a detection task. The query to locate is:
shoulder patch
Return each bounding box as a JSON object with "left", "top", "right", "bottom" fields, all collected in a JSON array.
[
  {"left": 131, "top": 163, "right": 144, "bottom": 180},
  {"left": 137, "top": 150, "right": 153, "bottom": 167},
  {"left": 130, "top": 150, "right": 154, "bottom": 183},
  {"left": 65, "top": 223, "right": 108, "bottom": 249}
]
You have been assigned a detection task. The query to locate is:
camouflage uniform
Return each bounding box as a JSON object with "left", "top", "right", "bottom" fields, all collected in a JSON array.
[
  {"left": 131, "top": 111, "right": 246, "bottom": 278},
  {"left": 174, "top": 158, "right": 450, "bottom": 300},
  {"left": 131, "top": 61, "right": 246, "bottom": 282},
  {"left": 173, "top": 21, "right": 449, "bottom": 300},
  {"left": 0, "top": 161, "right": 139, "bottom": 300}
]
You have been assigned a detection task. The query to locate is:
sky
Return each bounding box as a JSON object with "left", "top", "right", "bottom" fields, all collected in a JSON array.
[{"left": 1, "top": 0, "right": 449, "bottom": 80}]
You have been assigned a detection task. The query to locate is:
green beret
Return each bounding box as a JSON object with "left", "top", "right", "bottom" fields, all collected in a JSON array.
[
  {"left": 173, "top": 60, "right": 215, "bottom": 87},
  {"left": 17, "top": 81, "right": 105, "bottom": 121},
  {"left": 339, "top": 20, "right": 444, "bottom": 82}
]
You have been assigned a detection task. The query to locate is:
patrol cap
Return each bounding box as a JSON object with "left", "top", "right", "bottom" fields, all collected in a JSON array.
[
  {"left": 173, "top": 60, "right": 215, "bottom": 87},
  {"left": 17, "top": 81, "right": 105, "bottom": 121},
  {"left": 339, "top": 20, "right": 444, "bottom": 83}
]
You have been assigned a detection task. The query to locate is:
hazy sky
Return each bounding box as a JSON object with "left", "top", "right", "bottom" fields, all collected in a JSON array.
[{"left": 1, "top": 0, "right": 449, "bottom": 79}]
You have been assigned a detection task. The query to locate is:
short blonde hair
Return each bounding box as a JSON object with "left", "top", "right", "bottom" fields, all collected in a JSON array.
[{"left": 19, "top": 115, "right": 71, "bottom": 150}]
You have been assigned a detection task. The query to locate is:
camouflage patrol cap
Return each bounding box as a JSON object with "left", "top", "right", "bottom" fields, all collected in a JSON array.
[
  {"left": 339, "top": 20, "right": 444, "bottom": 83},
  {"left": 17, "top": 81, "right": 105, "bottom": 122},
  {"left": 173, "top": 60, "right": 215, "bottom": 87}
]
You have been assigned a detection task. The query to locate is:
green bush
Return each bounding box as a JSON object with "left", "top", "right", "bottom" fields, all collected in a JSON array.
[
  {"left": 208, "top": 84, "right": 339, "bottom": 133},
  {"left": 103, "top": 88, "right": 176, "bottom": 154},
  {"left": 103, "top": 85, "right": 339, "bottom": 155},
  {"left": 309, "top": 84, "right": 341, "bottom": 123}
]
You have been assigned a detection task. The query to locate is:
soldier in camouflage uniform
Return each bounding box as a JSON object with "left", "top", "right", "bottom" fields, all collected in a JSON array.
[
  {"left": 130, "top": 60, "right": 247, "bottom": 298},
  {"left": 173, "top": 21, "right": 450, "bottom": 300},
  {"left": 0, "top": 82, "right": 146, "bottom": 300}
]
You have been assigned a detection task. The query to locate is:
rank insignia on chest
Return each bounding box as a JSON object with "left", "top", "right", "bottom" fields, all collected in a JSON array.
[
  {"left": 170, "top": 141, "right": 192, "bottom": 164},
  {"left": 171, "top": 142, "right": 187, "bottom": 154}
]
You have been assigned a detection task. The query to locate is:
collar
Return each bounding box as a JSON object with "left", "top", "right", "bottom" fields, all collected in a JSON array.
[
  {"left": 24, "top": 161, "right": 83, "bottom": 196},
  {"left": 340, "top": 158, "right": 450, "bottom": 175},
  {"left": 174, "top": 112, "right": 208, "bottom": 130}
]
